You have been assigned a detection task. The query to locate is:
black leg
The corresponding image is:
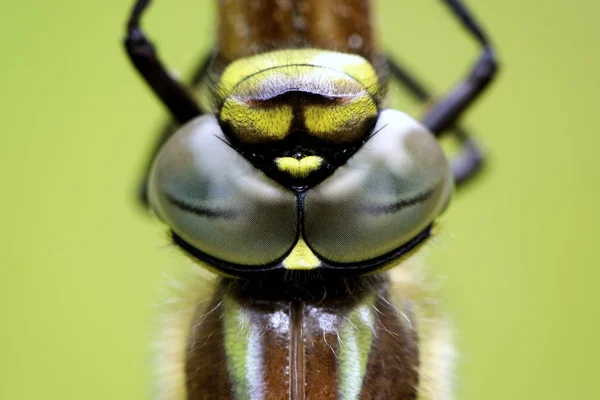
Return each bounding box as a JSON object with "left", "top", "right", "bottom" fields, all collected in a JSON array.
[
  {"left": 124, "top": 0, "right": 202, "bottom": 125},
  {"left": 125, "top": 0, "right": 214, "bottom": 207},
  {"left": 386, "top": 58, "right": 487, "bottom": 187},
  {"left": 450, "top": 127, "right": 485, "bottom": 187},
  {"left": 422, "top": 0, "right": 499, "bottom": 134},
  {"left": 135, "top": 54, "right": 212, "bottom": 207},
  {"left": 384, "top": 0, "right": 498, "bottom": 187}
]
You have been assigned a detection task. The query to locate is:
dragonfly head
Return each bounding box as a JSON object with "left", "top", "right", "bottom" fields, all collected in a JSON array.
[{"left": 146, "top": 50, "right": 454, "bottom": 278}]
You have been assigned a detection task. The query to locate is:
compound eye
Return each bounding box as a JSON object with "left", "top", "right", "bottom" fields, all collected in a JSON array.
[
  {"left": 147, "top": 115, "right": 297, "bottom": 267},
  {"left": 303, "top": 109, "right": 453, "bottom": 264}
]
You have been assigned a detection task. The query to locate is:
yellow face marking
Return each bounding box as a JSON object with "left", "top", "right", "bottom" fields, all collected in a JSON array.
[
  {"left": 304, "top": 96, "right": 377, "bottom": 142},
  {"left": 282, "top": 239, "right": 321, "bottom": 270},
  {"left": 218, "top": 49, "right": 380, "bottom": 101},
  {"left": 220, "top": 99, "right": 293, "bottom": 142},
  {"left": 310, "top": 51, "right": 380, "bottom": 98},
  {"left": 275, "top": 156, "right": 324, "bottom": 178},
  {"left": 216, "top": 49, "right": 381, "bottom": 143}
]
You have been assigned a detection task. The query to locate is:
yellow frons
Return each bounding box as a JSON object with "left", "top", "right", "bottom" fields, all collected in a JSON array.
[
  {"left": 282, "top": 239, "right": 321, "bottom": 270},
  {"left": 275, "top": 156, "right": 323, "bottom": 178},
  {"left": 218, "top": 49, "right": 380, "bottom": 100},
  {"left": 310, "top": 51, "right": 380, "bottom": 98},
  {"left": 304, "top": 96, "right": 377, "bottom": 142},
  {"left": 220, "top": 99, "right": 293, "bottom": 142},
  {"left": 216, "top": 48, "right": 381, "bottom": 143}
]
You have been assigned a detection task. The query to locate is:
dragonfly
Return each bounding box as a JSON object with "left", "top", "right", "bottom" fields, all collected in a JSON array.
[{"left": 124, "top": 0, "right": 499, "bottom": 398}]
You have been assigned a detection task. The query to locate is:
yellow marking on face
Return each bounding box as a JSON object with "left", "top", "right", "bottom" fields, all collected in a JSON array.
[
  {"left": 275, "top": 156, "right": 324, "bottom": 178},
  {"left": 304, "top": 96, "right": 377, "bottom": 142},
  {"left": 218, "top": 49, "right": 380, "bottom": 101},
  {"left": 310, "top": 51, "right": 380, "bottom": 98},
  {"left": 220, "top": 49, "right": 328, "bottom": 96},
  {"left": 216, "top": 49, "right": 381, "bottom": 143},
  {"left": 220, "top": 99, "right": 293, "bottom": 142},
  {"left": 283, "top": 239, "right": 321, "bottom": 270}
]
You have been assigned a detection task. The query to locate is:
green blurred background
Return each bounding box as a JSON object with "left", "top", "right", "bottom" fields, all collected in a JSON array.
[{"left": 1, "top": 0, "right": 598, "bottom": 398}]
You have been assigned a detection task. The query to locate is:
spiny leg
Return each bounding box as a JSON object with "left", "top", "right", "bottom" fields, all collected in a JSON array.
[{"left": 124, "top": 0, "right": 201, "bottom": 125}]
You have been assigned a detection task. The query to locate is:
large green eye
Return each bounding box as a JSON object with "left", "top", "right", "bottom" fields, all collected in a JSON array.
[
  {"left": 303, "top": 109, "right": 453, "bottom": 264},
  {"left": 147, "top": 115, "right": 298, "bottom": 266}
]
